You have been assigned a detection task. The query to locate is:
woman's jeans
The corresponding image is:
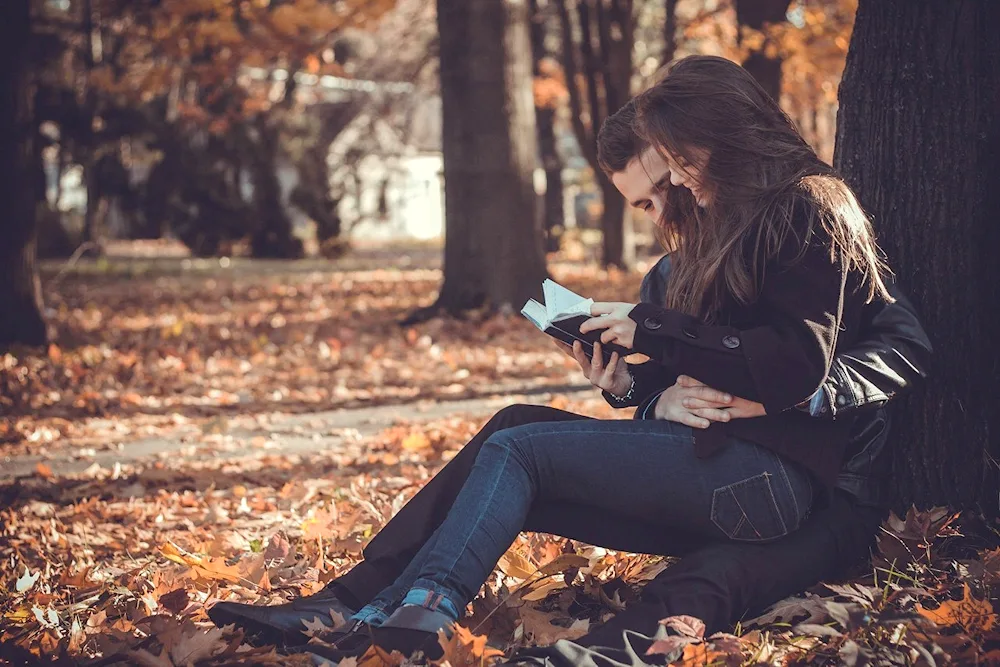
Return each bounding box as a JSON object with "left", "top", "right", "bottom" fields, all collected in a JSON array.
[{"left": 355, "top": 417, "right": 814, "bottom": 623}]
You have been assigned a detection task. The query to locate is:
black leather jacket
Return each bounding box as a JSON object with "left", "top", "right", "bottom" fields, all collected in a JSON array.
[{"left": 604, "top": 255, "right": 932, "bottom": 508}]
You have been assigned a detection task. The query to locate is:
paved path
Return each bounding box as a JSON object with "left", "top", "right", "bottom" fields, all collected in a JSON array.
[{"left": 0, "top": 384, "right": 594, "bottom": 481}]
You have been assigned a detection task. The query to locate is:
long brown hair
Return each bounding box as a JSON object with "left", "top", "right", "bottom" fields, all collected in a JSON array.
[{"left": 631, "top": 55, "right": 891, "bottom": 320}]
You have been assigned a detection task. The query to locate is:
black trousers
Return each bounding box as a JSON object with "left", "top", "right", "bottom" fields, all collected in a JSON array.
[{"left": 332, "top": 404, "right": 884, "bottom": 648}]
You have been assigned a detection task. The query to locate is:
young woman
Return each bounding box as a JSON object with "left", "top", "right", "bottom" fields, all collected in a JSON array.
[{"left": 213, "top": 55, "right": 899, "bottom": 660}]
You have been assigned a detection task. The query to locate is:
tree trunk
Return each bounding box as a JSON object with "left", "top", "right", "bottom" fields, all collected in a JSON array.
[
  {"left": 834, "top": 0, "right": 1000, "bottom": 510},
  {"left": 599, "top": 176, "right": 625, "bottom": 268},
  {"left": 80, "top": 0, "right": 104, "bottom": 255},
  {"left": 429, "top": 0, "right": 547, "bottom": 317},
  {"left": 662, "top": 0, "right": 679, "bottom": 67},
  {"left": 556, "top": 0, "right": 634, "bottom": 268},
  {"left": 529, "top": 0, "right": 566, "bottom": 253},
  {"left": 248, "top": 117, "right": 303, "bottom": 259},
  {"left": 735, "top": 0, "right": 790, "bottom": 102},
  {"left": 0, "top": 0, "right": 47, "bottom": 348},
  {"left": 537, "top": 107, "right": 565, "bottom": 253}
]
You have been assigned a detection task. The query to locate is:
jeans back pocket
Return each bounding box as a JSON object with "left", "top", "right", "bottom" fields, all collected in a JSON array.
[{"left": 711, "top": 472, "right": 789, "bottom": 542}]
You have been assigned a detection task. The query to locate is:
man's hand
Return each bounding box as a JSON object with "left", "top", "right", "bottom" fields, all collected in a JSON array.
[
  {"left": 653, "top": 375, "right": 766, "bottom": 428},
  {"left": 553, "top": 340, "right": 633, "bottom": 397},
  {"left": 579, "top": 302, "right": 638, "bottom": 350}
]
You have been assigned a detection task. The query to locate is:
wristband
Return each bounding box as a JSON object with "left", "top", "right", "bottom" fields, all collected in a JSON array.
[{"left": 608, "top": 373, "right": 636, "bottom": 403}]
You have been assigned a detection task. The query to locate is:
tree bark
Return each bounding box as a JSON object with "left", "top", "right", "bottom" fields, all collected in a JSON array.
[
  {"left": 427, "top": 0, "right": 547, "bottom": 318},
  {"left": 662, "top": 0, "right": 679, "bottom": 67},
  {"left": 0, "top": 0, "right": 47, "bottom": 348},
  {"left": 834, "top": 0, "right": 1000, "bottom": 510},
  {"left": 529, "top": 0, "right": 566, "bottom": 253},
  {"left": 734, "top": 0, "right": 790, "bottom": 102},
  {"left": 556, "top": 0, "right": 634, "bottom": 268},
  {"left": 248, "top": 117, "right": 303, "bottom": 259}
]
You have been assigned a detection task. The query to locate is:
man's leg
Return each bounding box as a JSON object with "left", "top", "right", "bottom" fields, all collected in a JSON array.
[
  {"left": 211, "top": 404, "right": 703, "bottom": 644},
  {"left": 512, "top": 492, "right": 884, "bottom": 667}
]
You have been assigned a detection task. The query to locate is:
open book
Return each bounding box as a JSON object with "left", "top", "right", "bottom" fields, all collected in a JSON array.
[{"left": 521, "top": 279, "right": 630, "bottom": 365}]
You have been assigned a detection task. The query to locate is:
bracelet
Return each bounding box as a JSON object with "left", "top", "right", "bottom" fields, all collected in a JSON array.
[{"left": 608, "top": 373, "right": 636, "bottom": 403}]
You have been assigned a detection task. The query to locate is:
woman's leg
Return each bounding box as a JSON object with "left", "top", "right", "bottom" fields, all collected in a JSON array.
[
  {"left": 335, "top": 405, "right": 702, "bottom": 607},
  {"left": 395, "top": 419, "right": 813, "bottom": 620}
]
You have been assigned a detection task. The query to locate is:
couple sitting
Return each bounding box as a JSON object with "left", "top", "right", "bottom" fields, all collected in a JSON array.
[{"left": 209, "top": 56, "right": 931, "bottom": 663}]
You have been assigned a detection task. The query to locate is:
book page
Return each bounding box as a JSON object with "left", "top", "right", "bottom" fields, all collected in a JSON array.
[
  {"left": 520, "top": 299, "right": 548, "bottom": 330},
  {"left": 542, "top": 279, "right": 593, "bottom": 321}
]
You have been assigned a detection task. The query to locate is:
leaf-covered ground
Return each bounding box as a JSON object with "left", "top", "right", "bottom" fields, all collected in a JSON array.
[{"left": 3, "top": 245, "right": 1000, "bottom": 666}]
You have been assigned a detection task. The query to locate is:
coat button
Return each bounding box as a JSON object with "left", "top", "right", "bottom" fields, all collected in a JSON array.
[
  {"left": 643, "top": 317, "right": 662, "bottom": 331},
  {"left": 721, "top": 335, "right": 741, "bottom": 349}
]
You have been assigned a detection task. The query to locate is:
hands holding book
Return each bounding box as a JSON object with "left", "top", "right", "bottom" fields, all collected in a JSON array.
[
  {"left": 524, "top": 282, "right": 765, "bottom": 424},
  {"left": 578, "top": 302, "right": 638, "bottom": 349},
  {"left": 552, "top": 339, "right": 633, "bottom": 397}
]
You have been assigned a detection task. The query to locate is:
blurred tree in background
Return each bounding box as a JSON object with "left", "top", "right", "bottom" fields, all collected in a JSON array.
[
  {"left": 31, "top": 0, "right": 402, "bottom": 258},
  {"left": 555, "top": 0, "right": 635, "bottom": 269},
  {"left": 0, "top": 0, "right": 48, "bottom": 347},
  {"left": 419, "top": 0, "right": 547, "bottom": 321},
  {"left": 529, "top": 0, "right": 569, "bottom": 254},
  {"left": 1, "top": 0, "right": 865, "bottom": 344}
]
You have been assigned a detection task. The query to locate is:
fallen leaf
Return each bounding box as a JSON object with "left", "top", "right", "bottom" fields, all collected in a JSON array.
[
  {"left": 662, "top": 615, "right": 706, "bottom": 639},
  {"left": 15, "top": 568, "right": 40, "bottom": 593},
  {"left": 158, "top": 588, "right": 189, "bottom": 615},
  {"left": 433, "top": 624, "right": 504, "bottom": 666},
  {"left": 745, "top": 592, "right": 830, "bottom": 627},
  {"left": 517, "top": 606, "right": 589, "bottom": 646},
  {"left": 401, "top": 432, "right": 431, "bottom": 451},
  {"left": 499, "top": 550, "right": 537, "bottom": 580},
  {"left": 917, "top": 584, "right": 995, "bottom": 634}
]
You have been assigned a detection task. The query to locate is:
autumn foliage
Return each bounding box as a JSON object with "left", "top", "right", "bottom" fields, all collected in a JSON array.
[{"left": 2, "top": 253, "right": 1000, "bottom": 665}]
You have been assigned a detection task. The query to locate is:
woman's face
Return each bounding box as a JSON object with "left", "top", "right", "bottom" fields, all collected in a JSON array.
[{"left": 662, "top": 145, "right": 711, "bottom": 208}]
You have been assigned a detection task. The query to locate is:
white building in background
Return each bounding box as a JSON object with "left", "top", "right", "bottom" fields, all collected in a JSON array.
[{"left": 332, "top": 93, "right": 445, "bottom": 241}]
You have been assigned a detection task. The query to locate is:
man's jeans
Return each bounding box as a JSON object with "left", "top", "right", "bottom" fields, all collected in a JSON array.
[
  {"left": 331, "top": 404, "right": 881, "bottom": 637},
  {"left": 352, "top": 415, "right": 814, "bottom": 622}
]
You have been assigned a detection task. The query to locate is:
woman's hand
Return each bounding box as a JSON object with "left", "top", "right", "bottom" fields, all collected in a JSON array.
[
  {"left": 653, "top": 375, "right": 767, "bottom": 428},
  {"left": 579, "top": 302, "right": 638, "bottom": 350},
  {"left": 553, "top": 340, "right": 633, "bottom": 397}
]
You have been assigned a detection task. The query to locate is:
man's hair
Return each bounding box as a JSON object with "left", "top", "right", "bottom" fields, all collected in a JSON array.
[{"left": 597, "top": 98, "right": 647, "bottom": 174}]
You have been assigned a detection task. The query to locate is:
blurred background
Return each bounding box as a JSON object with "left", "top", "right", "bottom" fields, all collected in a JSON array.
[{"left": 23, "top": 0, "right": 852, "bottom": 267}]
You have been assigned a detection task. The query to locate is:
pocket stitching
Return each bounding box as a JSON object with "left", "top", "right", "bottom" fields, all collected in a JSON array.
[{"left": 711, "top": 473, "right": 787, "bottom": 541}]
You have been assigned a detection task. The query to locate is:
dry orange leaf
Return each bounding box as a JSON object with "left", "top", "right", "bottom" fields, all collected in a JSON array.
[
  {"left": 34, "top": 462, "right": 54, "bottom": 479},
  {"left": 401, "top": 432, "right": 431, "bottom": 451},
  {"left": 433, "top": 624, "right": 504, "bottom": 667},
  {"left": 917, "top": 584, "right": 996, "bottom": 634},
  {"left": 675, "top": 642, "right": 729, "bottom": 665},
  {"left": 498, "top": 550, "right": 536, "bottom": 580}
]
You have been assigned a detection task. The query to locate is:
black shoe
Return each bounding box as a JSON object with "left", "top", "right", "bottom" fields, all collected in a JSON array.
[
  {"left": 208, "top": 585, "right": 356, "bottom": 648},
  {"left": 301, "top": 621, "right": 374, "bottom": 665},
  {"left": 370, "top": 606, "right": 454, "bottom": 661}
]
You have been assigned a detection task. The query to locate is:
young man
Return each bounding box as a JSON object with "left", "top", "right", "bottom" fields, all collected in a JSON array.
[{"left": 209, "top": 101, "right": 931, "bottom": 657}]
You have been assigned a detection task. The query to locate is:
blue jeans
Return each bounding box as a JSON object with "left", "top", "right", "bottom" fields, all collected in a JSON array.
[{"left": 353, "top": 418, "right": 814, "bottom": 624}]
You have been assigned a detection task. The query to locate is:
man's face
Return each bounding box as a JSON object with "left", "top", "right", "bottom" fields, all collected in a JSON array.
[{"left": 611, "top": 146, "right": 710, "bottom": 222}]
